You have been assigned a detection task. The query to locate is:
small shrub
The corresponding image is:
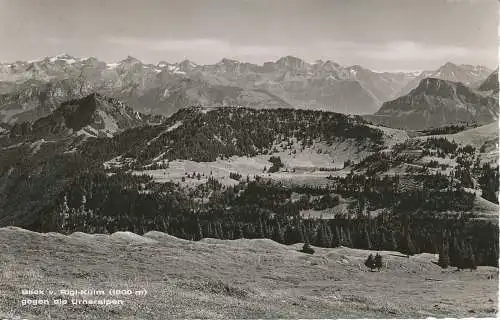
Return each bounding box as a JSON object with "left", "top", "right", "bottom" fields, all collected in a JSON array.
[
  {"left": 343, "top": 159, "right": 353, "bottom": 168},
  {"left": 268, "top": 156, "right": 284, "bottom": 173},
  {"left": 365, "top": 254, "right": 376, "bottom": 271},
  {"left": 438, "top": 249, "right": 450, "bottom": 269},
  {"left": 301, "top": 243, "right": 315, "bottom": 255}
]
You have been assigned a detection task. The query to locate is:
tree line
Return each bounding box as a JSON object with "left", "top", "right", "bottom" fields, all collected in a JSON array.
[{"left": 28, "top": 170, "right": 498, "bottom": 267}]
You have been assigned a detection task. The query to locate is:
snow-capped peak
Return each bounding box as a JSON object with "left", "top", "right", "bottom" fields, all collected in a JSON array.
[
  {"left": 106, "top": 62, "right": 119, "bottom": 69},
  {"left": 157, "top": 61, "right": 170, "bottom": 68},
  {"left": 49, "top": 53, "right": 78, "bottom": 64},
  {"left": 218, "top": 58, "right": 240, "bottom": 65},
  {"left": 120, "top": 56, "right": 142, "bottom": 65},
  {"left": 178, "top": 59, "right": 198, "bottom": 69}
]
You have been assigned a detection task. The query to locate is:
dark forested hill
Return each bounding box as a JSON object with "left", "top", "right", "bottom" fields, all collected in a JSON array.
[
  {"left": 0, "top": 104, "right": 384, "bottom": 225},
  {"left": 121, "top": 106, "right": 384, "bottom": 164}
]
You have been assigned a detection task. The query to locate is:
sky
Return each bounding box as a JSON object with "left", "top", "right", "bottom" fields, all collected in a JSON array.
[{"left": 0, "top": 0, "right": 497, "bottom": 71}]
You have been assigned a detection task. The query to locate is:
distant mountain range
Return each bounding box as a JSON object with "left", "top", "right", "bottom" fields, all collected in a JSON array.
[
  {"left": 0, "top": 54, "right": 492, "bottom": 125},
  {"left": 396, "top": 62, "right": 492, "bottom": 97}
]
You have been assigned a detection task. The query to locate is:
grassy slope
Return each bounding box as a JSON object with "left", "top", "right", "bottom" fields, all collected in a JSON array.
[
  {"left": 424, "top": 122, "right": 498, "bottom": 147},
  {"left": 132, "top": 144, "right": 354, "bottom": 188},
  {"left": 415, "top": 122, "right": 499, "bottom": 165},
  {"left": 131, "top": 122, "right": 395, "bottom": 188},
  {"left": 0, "top": 227, "right": 497, "bottom": 319}
]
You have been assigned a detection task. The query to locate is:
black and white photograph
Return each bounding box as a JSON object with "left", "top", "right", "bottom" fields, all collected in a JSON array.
[{"left": 0, "top": 0, "right": 498, "bottom": 318}]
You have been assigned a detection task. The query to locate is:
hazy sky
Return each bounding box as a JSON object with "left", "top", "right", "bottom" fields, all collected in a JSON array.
[{"left": 0, "top": 0, "right": 497, "bottom": 71}]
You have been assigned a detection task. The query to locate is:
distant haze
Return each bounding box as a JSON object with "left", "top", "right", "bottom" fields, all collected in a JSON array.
[{"left": 0, "top": 0, "right": 497, "bottom": 71}]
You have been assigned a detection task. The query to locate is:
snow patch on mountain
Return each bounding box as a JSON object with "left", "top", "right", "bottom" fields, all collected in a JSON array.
[
  {"left": 29, "top": 139, "right": 54, "bottom": 154},
  {"left": 96, "top": 109, "right": 119, "bottom": 136},
  {"left": 76, "top": 125, "right": 99, "bottom": 138},
  {"left": 166, "top": 121, "right": 183, "bottom": 132},
  {"left": 146, "top": 121, "right": 184, "bottom": 147},
  {"left": 106, "top": 63, "right": 119, "bottom": 69}
]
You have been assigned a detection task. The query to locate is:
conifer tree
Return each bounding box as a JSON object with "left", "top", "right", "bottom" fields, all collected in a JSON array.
[
  {"left": 58, "top": 195, "right": 71, "bottom": 233},
  {"left": 374, "top": 253, "right": 383, "bottom": 271},
  {"left": 438, "top": 245, "right": 450, "bottom": 269},
  {"left": 234, "top": 223, "right": 244, "bottom": 239},
  {"left": 215, "top": 222, "right": 223, "bottom": 239},
  {"left": 196, "top": 219, "right": 204, "bottom": 241},
  {"left": 449, "top": 237, "right": 464, "bottom": 268},
  {"left": 319, "top": 225, "right": 332, "bottom": 247},
  {"left": 338, "top": 226, "right": 346, "bottom": 246},
  {"left": 401, "top": 231, "right": 416, "bottom": 257},
  {"left": 206, "top": 223, "right": 213, "bottom": 238},
  {"left": 331, "top": 226, "right": 340, "bottom": 247},
  {"left": 302, "top": 224, "right": 311, "bottom": 245},
  {"left": 344, "top": 227, "right": 353, "bottom": 248},
  {"left": 272, "top": 222, "right": 284, "bottom": 243},
  {"left": 361, "top": 227, "right": 372, "bottom": 249},
  {"left": 463, "top": 243, "right": 477, "bottom": 271},
  {"left": 365, "top": 254, "right": 376, "bottom": 271},
  {"left": 378, "top": 230, "right": 387, "bottom": 251},
  {"left": 311, "top": 226, "right": 321, "bottom": 247},
  {"left": 258, "top": 219, "right": 265, "bottom": 238}
]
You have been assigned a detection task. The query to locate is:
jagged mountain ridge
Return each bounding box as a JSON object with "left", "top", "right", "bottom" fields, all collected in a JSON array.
[
  {"left": 366, "top": 77, "right": 498, "bottom": 130},
  {"left": 0, "top": 54, "right": 453, "bottom": 123},
  {"left": 397, "top": 62, "right": 492, "bottom": 97},
  {"left": 0, "top": 56, "right": 295, "bottom": 124}
]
